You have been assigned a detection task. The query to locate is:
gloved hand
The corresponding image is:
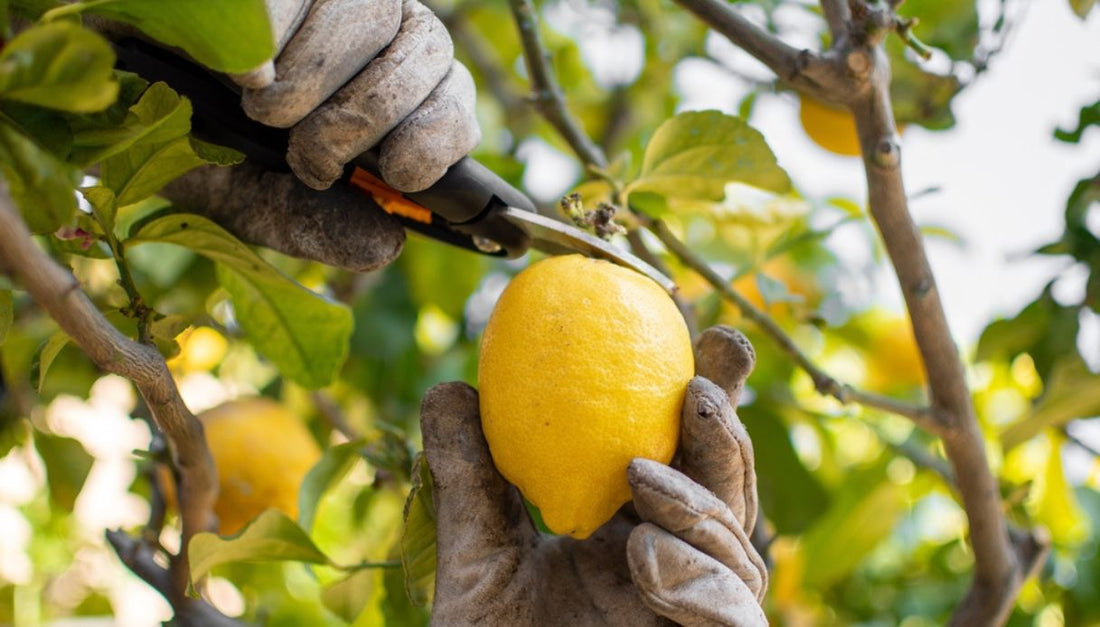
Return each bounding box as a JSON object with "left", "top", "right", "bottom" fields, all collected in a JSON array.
[
  {"left": 232, "top": 0, "right": 480, "bottom": 193},
  {"left": 159, "top": 0, "right": 480, "bottom": 270},
  {"left": 420, "top": 326, "right": 768, "bottom": 626}
]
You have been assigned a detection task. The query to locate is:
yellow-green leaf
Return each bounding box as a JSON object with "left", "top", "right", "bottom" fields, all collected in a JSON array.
[
  {"left": 189, "top": 509, "right": 331, "bottom": 584},
  {"left": 401, "top": 454, "right": 436, "bottom": 607},
  {"left": 1029, "top": 431, "right": 1088, "bottom": 546},
  {"left": 626, "top": 110, "right": 790, "bottom": 216},
  {"left": 0, "top": 22, "right": 118, "bottom": 112}
]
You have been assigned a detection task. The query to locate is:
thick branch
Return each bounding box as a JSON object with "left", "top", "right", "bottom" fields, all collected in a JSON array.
[
  {"left": 509, "top": 0, "right": 608, "bottom": 169},
  {"left": 0, "top": 184, "right": 216, "bottom": 603},
  {"left": 847, "top": 37, "right": 1024, "bottom": 627}
]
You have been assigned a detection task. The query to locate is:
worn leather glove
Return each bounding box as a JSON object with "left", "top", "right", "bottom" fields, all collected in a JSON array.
[
  {"left": 420, "top": 326, "right": 768, "bottom": 626},
  {"left": 233, "top": 0, "right": 480, "bottom": 193},
  {"left": 158, "top": 0, "right": 480, "bottom": 270}
]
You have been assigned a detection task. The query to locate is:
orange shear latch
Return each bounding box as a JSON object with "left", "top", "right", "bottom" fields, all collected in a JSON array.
[{"left": 350, "top": 167, "right": 433, "bottom": 225}]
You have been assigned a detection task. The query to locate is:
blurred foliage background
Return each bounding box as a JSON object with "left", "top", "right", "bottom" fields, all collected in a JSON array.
[{"left": 0, "top": 0, "right": 1098, "bottom": 625}]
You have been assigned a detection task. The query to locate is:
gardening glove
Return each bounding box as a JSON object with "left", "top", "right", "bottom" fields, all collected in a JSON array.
[
  {"left": 232, "top": 0, "right": 481, "bottom": 193},
  {"left": 132, "top": 0, "right": 479, "bottom": 270},
  {"left": 421, "top": 326, "right": 768, "bottom": 626}
]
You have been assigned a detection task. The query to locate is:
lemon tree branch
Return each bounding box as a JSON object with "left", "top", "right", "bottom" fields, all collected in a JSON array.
[
  {"left": 508, "top": 0, "right": 608, "bottom": 170},
  {"left": 0, "top": 182, "right": 217, "bottom": 607}
]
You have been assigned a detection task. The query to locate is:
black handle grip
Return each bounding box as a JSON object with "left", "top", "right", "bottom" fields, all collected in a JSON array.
[{"left": 112, "top": 37, "right": 536, "bottom": 258}]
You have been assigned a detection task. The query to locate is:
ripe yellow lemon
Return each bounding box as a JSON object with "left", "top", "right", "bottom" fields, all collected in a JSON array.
[
  {"left": 799, "top": 95, "right": 862, "bottom": 157},
  {"left": 478, "top": 255, "right": 694, "bottom": 539},
  {"left": 164, "top": 398, "right": 321, "bottom": 535}
]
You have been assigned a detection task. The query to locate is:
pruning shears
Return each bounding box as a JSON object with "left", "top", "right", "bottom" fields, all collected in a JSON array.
[{"left": 111, "top": 38, "right": 674, "bottom": 293}]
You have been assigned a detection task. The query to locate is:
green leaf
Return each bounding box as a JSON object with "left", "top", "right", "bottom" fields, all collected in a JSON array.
[
  {"left": 0, "top": 22, "right": 118, "bottom": 112},
  {"left": 80, "top": 186, "right": 116, "bottom": 235},
  {"left": 299, "top": 439, "right": 365, "bottom": 533},
  {"left": 94, "top": 83, "right": 195, "bottom": 205},
  {"left": 322, "top": 570, "right": 379, "bottom": 624},
  {"left": 975, "top": 291, "right": 1080, "bottom": 381},
  {"left": 0, "top": 119, "right": 80, "bottom": 233},
  {"left": 47, "top": 0, "right": 274, "bottom": 74},
  {"left": 216, "top": 266, "right": 351, "bottom": 389},
  {"left": 105, "top": 135, "right": 209, "bottom": 206},
  {"left": 1001, "top": 357, "right": 1100, "bottom": 451},
  {"left": 401, "top": 235, "right": 487, "bottom": 319},
  {"left": 188, "top": 509, "right": 331, "bottom": 583},
  {"left": 0, "top": 101, "right": 72, "bottom": 157},
  {"left": 1069, "top": 0, "right": 1097, "bottom": 19},
  {"left": 129, "top": 213, "right": 353, "bottom": 388},
  {"left": 401, "top": 454, "right": 436, "bottom": 607},
  {"left": 897, "top": 0, "right": 979, "bottom": 61},
  {"left": 627, "top": 110, "right": 791, "bottom": 214},
  {"left": 919, "top": 223, "right": 966, "bottom": 248},
  {"left": 1055, "top": 100, "right": 1100, "bottom": 144},
  {"left": 34, "top": 431, "right": 94, "bottom": 511},
  {"left": 888, "top": 38, "right": 963, "bottom": 130},
  {"left": 0, "top": 290, "right": 11, "bottom": 346},
  {"left": 799, "top": 461, "right": 906, "bottom": 588},
  {"left": 33, "top": 330, "right": 69, "bottom": 391},
  {"left": 70, "top": 79, "right": 189, "bottom": 167},
  {"left": 93, "top": 82, "right": 243, "bottom": 205}
]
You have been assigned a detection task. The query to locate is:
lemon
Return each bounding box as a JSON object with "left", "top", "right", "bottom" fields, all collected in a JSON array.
[
  {"left": 164, "top": 398, "right": 321, "bottom": 535},
  {"left": 478, "top": 255, "right": 694, "bottom": 539},
  {"left": 799, "top": 95, "right": 862, "bottom": 157},
  {"left": 861, "top": 312, "right": 925, "bottom": 393},
  {"left": 167, "top": 326, "right": 228, "bottom": 373}
]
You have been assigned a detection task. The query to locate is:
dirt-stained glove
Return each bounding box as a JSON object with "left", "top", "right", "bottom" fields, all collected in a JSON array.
[
  {"left": 158, "top": 0, "right": 481, "bottom": 270},
  {"left": 420, "top": 326, "right": 768, "bottom": 626},
  {"left": 233, "top": 0, "right": 480, "bottom": 193}
]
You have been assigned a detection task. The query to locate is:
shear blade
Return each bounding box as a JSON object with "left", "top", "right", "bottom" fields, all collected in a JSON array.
[{"left": 498, "top": 207, "right": 676, "bottom": 294}]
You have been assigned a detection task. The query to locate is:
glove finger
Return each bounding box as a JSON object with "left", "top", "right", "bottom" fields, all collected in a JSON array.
[
  {"left": 420, "top": 383, "right": 536, "bottom": 597},
  {"left": 630, "top": 459, "right": 767, "bottom": 602},
  {"left": 378, "top": 61, "right": 480, "bottom": 192},
  {"left": 242, "top": 0, "right": 403, "bottom": 128},
  {"left": 230, "top": 0, "right": 315, "bottom": 88},
  {"left": 628, "top": 523, "right": 768, "bottom": 627},
  {"left": 693, "top": 326, "right": 755, "bottom": 402},
  {"left": 679, "top": 376, "right": 759, "bottom": 533},
  {"left": 160, "top": 162, "right": 404, "bottom": 272},
  {"left": 287, "top": 0, "right": 453, "bottom": 190}
]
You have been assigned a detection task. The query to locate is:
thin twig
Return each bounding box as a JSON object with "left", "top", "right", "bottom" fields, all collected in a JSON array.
[
  {"left": 625, "top": 230, "right": 697, "bottom": 337},
  {"left": 0, "top": 183, "right": 217, "bottom": 605},
  {"left": 106, "top": 530, "right": 247, "bottom": 627},
  {"left": 1062, "top": 425, "right": 1100, "bottom": 458},
  {"left": 649, "top": 219, "right": 941, "bottom": 433},
  {"left": 672, "top": 0, "right": 845, "bottom": 98},
  {"left": 438, "top": 6, "right": 529, "bottom": 119},
  {"left": 311, "top": 391, "right": 360, "bottom": 441},
  {"left": 508, "top": 0, "right": 608, "bottom": 169}
]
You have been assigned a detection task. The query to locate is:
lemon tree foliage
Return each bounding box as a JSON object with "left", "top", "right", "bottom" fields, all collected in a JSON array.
[{"left": 1, "top": 1, "right": 1099, "bottom": 626}]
